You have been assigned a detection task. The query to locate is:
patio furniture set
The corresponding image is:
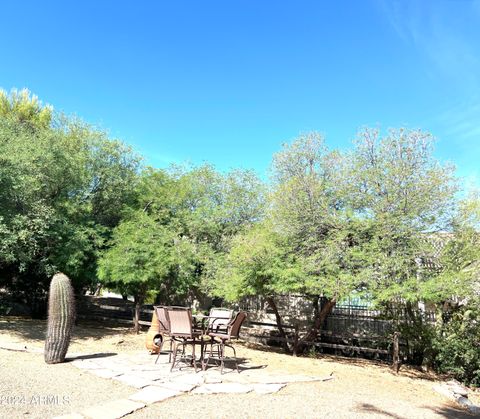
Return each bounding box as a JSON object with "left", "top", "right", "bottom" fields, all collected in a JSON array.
[{"left": 151, "top": 306, "right": 247, "bottom": 374}]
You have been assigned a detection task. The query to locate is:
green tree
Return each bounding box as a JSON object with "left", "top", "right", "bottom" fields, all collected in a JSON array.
[
  {"left": 0, "top": 88, "right": 52, "bottom": 128},
  {"left": 97, "top": 164, "right": 266, "bottom": 329},
  {"left": 0, "top": 90, "right": 140, "bottom": 314},
  {"left": 206, "top": 221, "right": 305, "bottom": 351},
  {"left": 429, "top": 191, "right": 480, "bottom": 301},
  {"left": 348, "top": 128, "right": 460, "bottom": 365},
  {"left": 268, "top": 132, "right": 369, "bottom": 352},
  {"left": 352, "top": 128, "right": 458, "bottom": 305},
  {"left": 257, "top": 129, "right": 459, "bottom": 355},
  {"left": 97, "top": 213, "right": 175, "bottom": 332}
]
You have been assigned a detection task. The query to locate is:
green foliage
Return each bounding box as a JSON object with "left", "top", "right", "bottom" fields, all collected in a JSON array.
[
  {"left": 1, "top": 88, "right": 477, "bottom": 374},
  {"left": 44, "top": 273, "right": 75, "bottom": 364},
  {"left": 433, "top": 303, "right": 480, "bottom": 386},
  {"left": 97, "top": 212, "right": 174, "bottom": 300},
  {"left": 98, "top": 164, "right": 266, "bottom": 304},
  {"left": 206, "top": 221, "right": 305, "bottom": 301},
  {"left": 0, "top": 90, "right": 141, "bottom": 311},
  {"left": 351, "top": 128, "right": 458, "bottom": 304},
  {"left": 426, "top": 192, "right": 480, "bottom": 301},
  {"left": 0, "top": 88, "right": 52, "bottom": 128},
  {"left": 269, "top": 132, "right": 372, "bottom": 301}
]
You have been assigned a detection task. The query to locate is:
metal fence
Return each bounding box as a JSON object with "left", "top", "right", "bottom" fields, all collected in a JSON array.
[{"left": 77, "top": 295, "right": 437, "bottom": 361}]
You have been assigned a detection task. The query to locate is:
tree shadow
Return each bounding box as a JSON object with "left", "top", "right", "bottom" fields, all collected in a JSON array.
[
  {"left": 357, "top": 402, "right": 473, "bottom": 419},
  {"left": 66, "top": 352, "right": 118, "bottom": 361},
  {"left": 202, "top": 355, "right": 267, "bottom": 373},
  {"left": 0, "top": 316, "right": 136, "bottom": 343},
  {"left": 318, "top": 354, "right": 439, "bottom": 381},
  {"left": 420, "top": 404, "right": 474, "bottom": 418},
  {"left": 357, "top": 403, "right": 407, "bottom": 418},
  {"left": 239, "top": 364, "right": 268, "bottom": 371},
  {"left": 242, "top": 341, "right": 289, "bottom": 355},
  {"left": 241, "top": 341, "right": 440, "bottom": 382}
]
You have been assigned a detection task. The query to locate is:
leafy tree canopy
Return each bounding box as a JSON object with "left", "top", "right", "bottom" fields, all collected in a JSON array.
[{"left": 0, "top": 89, "right": 141, "bottom": 312}]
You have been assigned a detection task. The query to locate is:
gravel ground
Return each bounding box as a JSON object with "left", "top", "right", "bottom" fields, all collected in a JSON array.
[
  {"left": 0, "top": 349, "right": 134, "bottom": 418},
  {"left": 0, "top": 317, "right": 476, "bottom": 419},
  {"left": 129, "top": 383, "right": 472, "bottom": 419}
]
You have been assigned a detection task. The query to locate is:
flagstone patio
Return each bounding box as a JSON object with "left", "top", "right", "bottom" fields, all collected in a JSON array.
[{"left": 55, "top": 350, "right": 334, "bottom": 419}]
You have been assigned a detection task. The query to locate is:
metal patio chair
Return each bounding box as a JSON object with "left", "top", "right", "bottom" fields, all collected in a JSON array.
[
  {"left": 207, "top": 307, "right": 234, "bottom": 333},
  {"left": 204, "top": 311, "right": 247, "bottom": 374},
  {"left": 166, "top": 306, "right": 204, "bottom": 372},
  {"left": 154, "top": 306, "right": 175, "bottom": 364}
]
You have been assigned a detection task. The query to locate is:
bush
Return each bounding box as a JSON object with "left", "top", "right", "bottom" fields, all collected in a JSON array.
[{"left": 433, "top": 304, "right": 480, "bottom": 387}]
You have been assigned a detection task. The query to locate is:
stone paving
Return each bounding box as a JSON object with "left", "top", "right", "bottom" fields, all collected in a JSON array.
[{"left": 51, "top": 350, "right": 334, "bottom": 419}]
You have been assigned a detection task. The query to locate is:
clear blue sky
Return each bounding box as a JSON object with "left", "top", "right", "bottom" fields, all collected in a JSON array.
[{"left": 1, "top": 0, "right": 479, "bottom": 189}]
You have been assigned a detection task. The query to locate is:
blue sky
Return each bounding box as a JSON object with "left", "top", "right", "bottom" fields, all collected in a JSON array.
[{"left": 1, "top": 0, "right": 479, "bottom": 189}]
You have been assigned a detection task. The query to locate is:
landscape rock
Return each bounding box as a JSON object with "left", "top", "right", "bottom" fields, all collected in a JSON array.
[
  {"left": 192, "top": 382, "right": 253, "bottom": 394},
  {"left": 151, "top": 380, "right": 197, "bottom": 392},
  {"left": 128, "top": 386, "right": 181, "bottom": 404},
  {"left": 432, "top": 384, "right": 455, "bottom": 400},
  {"left": 447, "top": 380, "right": 469, "bottom": 397},
  {"left": 82, "top": 399, "right": 145, "bottom": 419},
  {"left": 89, "top": 369, "right": 123, "bottom": 379},
  {"left": 252, "top": 383, "right": 286, "bottom": 394},
  {"left": 113, "top": 374, "right": 153, "bottom": 389}
]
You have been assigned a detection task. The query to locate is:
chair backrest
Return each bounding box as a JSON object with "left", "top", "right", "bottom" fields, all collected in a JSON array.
[
  {"left": 208, "top": 307, "right": 233, "bottom": 330},
  {"left": 154, "top": 306, "right": 170, "bottom": 334},
  {"left": 166, "top": 306, "right": 193, "bottom": 338},
  {"left": 227, "top": 311, "right": 247, "bottom": 339}
]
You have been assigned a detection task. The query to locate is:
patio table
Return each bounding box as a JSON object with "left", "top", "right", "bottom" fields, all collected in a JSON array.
[
  {"left": 192, "top": 314, "right": 232, "bottom": 369},
  {"left": 192, "top": 315, "right": 229, "bottom": 334}
]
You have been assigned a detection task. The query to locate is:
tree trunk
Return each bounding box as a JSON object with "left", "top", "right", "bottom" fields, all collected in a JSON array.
[
  {"left": 292, "top": 324, "right": 299, "bottom": 357},
  {"left": 133, "top": 295, "right": 142, "bottom": 334},
  {"left": 265, "top": 296, "right": 290, "bottom": 353},
  {"left": 294, "top": 297, "right": 336, "bottom": 354},
  {"left": 392, "top": 331, "right": 400, "bottom": 373}
]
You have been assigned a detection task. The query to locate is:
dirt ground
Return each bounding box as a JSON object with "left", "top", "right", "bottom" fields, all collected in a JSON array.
[{"left": 0, "top": 316, "right": 477, "bottom": 419}]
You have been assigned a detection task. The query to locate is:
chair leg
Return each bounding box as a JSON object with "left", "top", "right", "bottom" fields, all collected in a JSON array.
[
  {"left": 154, "top": 335, "right": 164, "bottom": 364},
  {"left": 205, "top": 340, "right": 214, "bottom": 369},
  {"left": 211, "top": 340, "right": 221, "bottom": 366},
  {"left": 201, "top": 339, "right": 206, "bottom": 371},
  {"left": 192, "top": 338, "right": 197, "bottom": 373},
  {"left": 225, "top": 343, "right": 239, "bottom": 373},
  {"left": 170, "top": 341, "right": 180, "bottom": 372},
  {"left": 220, "top": 342, "right": 225, "bottom": 374}
]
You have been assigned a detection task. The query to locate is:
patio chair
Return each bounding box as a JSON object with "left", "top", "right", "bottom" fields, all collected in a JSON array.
[
  {"left": 207, "top": 307, "right": 234, "bottom": 333},
  {"left": 166, "top": 306, "right": 204, "bottom": 372},
  {"left": 205, "top": 311, "right": 247, "bottom": 374},
  {"left": 154, "top": 306, "right": 174, "bottom": 364}
]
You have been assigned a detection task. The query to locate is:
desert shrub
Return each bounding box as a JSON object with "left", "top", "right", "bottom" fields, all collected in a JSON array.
[
  {"left": 396, "top": 314, "right": 437, "bottom": 367},
  {"left": 433, "top": 303, "right": 480, "bottom": 387}
]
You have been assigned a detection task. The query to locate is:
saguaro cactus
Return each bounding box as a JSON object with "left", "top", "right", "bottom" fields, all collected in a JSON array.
[{"left": 44, "top": 273, "right": 76, "bottom": 364}]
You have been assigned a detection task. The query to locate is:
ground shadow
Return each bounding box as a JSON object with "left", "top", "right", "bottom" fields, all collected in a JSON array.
[
  {"left": 202, "top": 356, "right": 267, "bottom": 373},
  {"left": 318, "top": 353, "right": 439, "bottom": 381},
  {"left": 242, "top": 341, "right": 439, "bottom": 382},
  {"left": 170, "top": 353, "right": 267, "bottom": 374},
  {"left": 420, "top": 404, "right": 474, "bottom": 418},
  {"left": 358, "top": 402, "right": 473, "bottom": 419},
  {"left": 239, "top": 364, "right": 268, "bottom": 371},
  {"left": 357, "top": 403, "right": 407, "bottom": 419},
  {"left": 66, "top": 352, "right": 118, "bottom": 361},
  {"left": 0, "top": 316, "right": 137, "bottom": 342}
]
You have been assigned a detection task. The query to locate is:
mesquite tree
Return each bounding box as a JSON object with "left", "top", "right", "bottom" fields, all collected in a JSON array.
[
  {"left": 0, "top": 89, "right": 141, "bottom": 315},
  {"left": 218, "top": 130, "right": 459, "bottom": 355}
]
